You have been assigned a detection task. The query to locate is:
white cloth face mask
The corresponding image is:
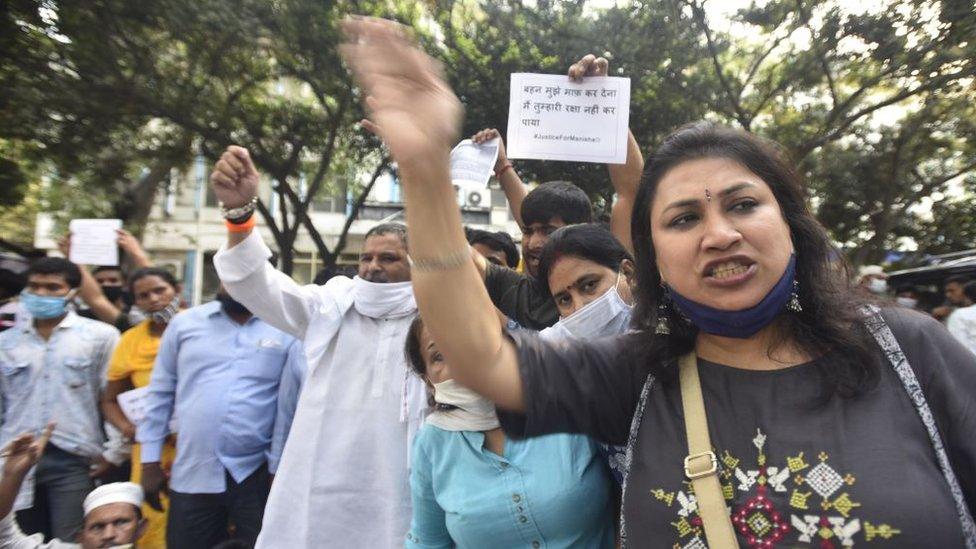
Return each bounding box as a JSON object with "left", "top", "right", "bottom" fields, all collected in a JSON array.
[
  {"left": 896, "top": 297, "right": 917, "bottom": 309},
  {"left": 551, "top": 275, "right": 633, "bottom": 341},
  {"left": 352, "top": 277, "right": 417, "bottom": 319},
  {"left": 868, "top": 278, "right": 888, "bottom": 294},
  {"left": 426, "top": 379, "right": 500, "bottom": 432}
]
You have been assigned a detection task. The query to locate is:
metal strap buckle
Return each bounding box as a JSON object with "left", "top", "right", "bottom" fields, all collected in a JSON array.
[{"left": 684, "top": 451, "right": 718, "bottom": 480}]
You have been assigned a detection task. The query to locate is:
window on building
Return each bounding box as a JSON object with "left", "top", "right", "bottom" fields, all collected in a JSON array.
[
  {"left": 175, "top": 168, "right": 197, "bottom": 208},
  {"left": 490, "top": 187, "right": 508, "bottom": 208},
  {"left": 460, "top": 210, "right": 491, "bottom": 225},
  {"left": 291, "top": 252, "right": 314, "bottom": 285},
  {"left": 358, "top": 204, "right": 405, "bottom": 221},
  {"left": 312, "top": 193, "right": 348, "bottom": 214},
  {"left": 205, "top": 182, "right": 220, "bottom": 208},
  {"left": 310, "top": 177, "right": 349, "bottom": 214}
]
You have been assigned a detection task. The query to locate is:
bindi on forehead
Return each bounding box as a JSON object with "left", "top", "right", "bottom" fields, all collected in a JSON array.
[
  {"left": 555, "top": 271, "right": 604, "bottom": 295},
  {"left": 658, "top": 182, "right": 762, "bottom": 217}
]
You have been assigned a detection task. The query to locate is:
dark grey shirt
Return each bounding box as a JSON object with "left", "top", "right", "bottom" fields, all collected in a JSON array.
[
  {"left": 499, "top": 309, "right": 975, "bottom": 547},
  {"left": 484, "top": 263, "right": 558, "bottom": 330}
]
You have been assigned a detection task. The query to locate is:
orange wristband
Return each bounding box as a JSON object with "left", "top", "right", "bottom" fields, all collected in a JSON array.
[{"left": 225, "top": 216, "right": 256, "bottom": 233}]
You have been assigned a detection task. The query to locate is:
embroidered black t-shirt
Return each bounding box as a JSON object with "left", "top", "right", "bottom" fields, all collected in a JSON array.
[{"left": 498, "top": 308, "right": 975, "bottom": 548}]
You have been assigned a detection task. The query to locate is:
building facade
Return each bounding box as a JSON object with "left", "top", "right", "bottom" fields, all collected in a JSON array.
[{"left": 48, "top": 156, "right": 520, "bottom": 305}]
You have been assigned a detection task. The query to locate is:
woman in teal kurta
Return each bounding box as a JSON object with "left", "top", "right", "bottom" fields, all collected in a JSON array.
[{"left": 404, "top": 317, "right": 614, "bottom": 549}]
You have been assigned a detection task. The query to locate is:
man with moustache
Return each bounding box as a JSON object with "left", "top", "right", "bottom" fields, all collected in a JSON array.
[
  {"left": 0, "top": 424, "right": 147, "bottom": 549},
  {"left": 210, "top": 146, "right": 427, "bottom": 548}
]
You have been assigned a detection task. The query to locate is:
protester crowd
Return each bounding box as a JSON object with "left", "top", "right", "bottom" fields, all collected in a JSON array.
[{"left": 0, "top": 15, "right": 974, "bottom": 549}]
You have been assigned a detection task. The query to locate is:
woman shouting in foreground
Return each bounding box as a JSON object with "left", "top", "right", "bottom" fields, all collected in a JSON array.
[{"left": 340, "top": 16, "right": 976, "bottom": 549}]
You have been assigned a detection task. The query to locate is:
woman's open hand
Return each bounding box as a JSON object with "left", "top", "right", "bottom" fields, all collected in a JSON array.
[{"left": 340, "top": 17, "right": 462, "bottom": 165}]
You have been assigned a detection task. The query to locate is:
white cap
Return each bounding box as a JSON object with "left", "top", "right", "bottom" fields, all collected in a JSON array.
[
  {"left": 82, "top": 482, "right": 144, "bottom": 516},
  {"left": 858, "top": 265, "right": 887, "bottom": 279}
]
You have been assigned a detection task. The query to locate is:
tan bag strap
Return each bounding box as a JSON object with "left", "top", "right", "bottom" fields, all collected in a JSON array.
[{"left": 679, "top": 352, "right": 740, "bottom": 549}]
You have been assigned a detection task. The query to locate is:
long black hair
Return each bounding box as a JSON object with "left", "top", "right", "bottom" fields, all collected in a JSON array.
[
  {"left": 537, "top": 224, "right": 632, "bottom": 295},
  {"left": 629, "top": 122, "right": 880, "bottom": 397}
]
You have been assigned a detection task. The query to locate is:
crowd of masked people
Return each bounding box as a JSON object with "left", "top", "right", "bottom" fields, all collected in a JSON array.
[
  {"left": 0, "top": 229, "right": 304, "bottom": 548},
  {"left": 1, "top": 17, "right": 975, "bottom": 549}
]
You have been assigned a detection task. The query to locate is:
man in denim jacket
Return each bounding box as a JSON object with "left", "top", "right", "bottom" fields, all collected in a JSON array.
[{"left": 0, "top": 258, "right": 119, "bottom": 540}]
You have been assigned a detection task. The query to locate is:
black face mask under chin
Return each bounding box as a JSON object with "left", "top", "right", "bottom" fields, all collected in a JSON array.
[
  {"left": 216, "top": 293, "right": 251, "bottom": 316},
  {"left": 101, "top": 285, "right": 126, "bottom": 302}
]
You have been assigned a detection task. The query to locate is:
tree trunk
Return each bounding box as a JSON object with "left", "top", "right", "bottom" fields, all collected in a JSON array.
[
  {"left": 278, "top": 247, "right": 295, "bottom": 275},
  {"left": 113, "top": 135, "right": 193, "bottom": 236},
  {"left": 113, "top": 161, "right": 176, "bottom": 236}
]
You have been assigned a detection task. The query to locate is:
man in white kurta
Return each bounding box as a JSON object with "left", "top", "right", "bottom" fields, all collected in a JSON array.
[{"left": 210, "top": 146, "right": 426, "bottom": 548}]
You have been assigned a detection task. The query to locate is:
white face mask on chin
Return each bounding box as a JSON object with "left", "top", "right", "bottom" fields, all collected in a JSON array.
[
  {"left": 868, "top": 278, "right": 889, "bottom": 295},
  {"left": 549, "top": 276, "right": 633, "bottom": 341},
  {"left": 896, "top": 297, "right": 918, "bottom": 309},
  {"left": 426, "top": 379, "right": 500, "bottom": 432}
]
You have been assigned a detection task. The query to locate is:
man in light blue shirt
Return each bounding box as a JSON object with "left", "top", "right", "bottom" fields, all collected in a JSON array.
[
  {"left": 137, "top": 289, "right": 304, "bottom": 549},
  {"left": 0, "top": 258, "right": 119, "bottom": 540}
]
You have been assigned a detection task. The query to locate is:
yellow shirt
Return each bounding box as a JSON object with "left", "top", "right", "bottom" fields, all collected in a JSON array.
[
  {"left": 107, "top": 320, "right": 171, "bottom": 549},
  {"left": 108, "top": 320, "right": 160, "bottom": 387}
]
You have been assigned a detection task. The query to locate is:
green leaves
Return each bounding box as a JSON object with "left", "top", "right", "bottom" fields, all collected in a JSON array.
[{"left": 1, "top": 0, "right": 972, "bottom": 265}]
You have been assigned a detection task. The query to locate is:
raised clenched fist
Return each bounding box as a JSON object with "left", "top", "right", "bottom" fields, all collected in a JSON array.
[{"left": 210, "top": 145, "right": 260, "bottom": 209}]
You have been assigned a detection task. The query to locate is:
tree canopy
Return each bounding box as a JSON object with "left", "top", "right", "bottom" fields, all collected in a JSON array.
[{"left": 2, "top": 0, "right": 973, "bottom": 267}]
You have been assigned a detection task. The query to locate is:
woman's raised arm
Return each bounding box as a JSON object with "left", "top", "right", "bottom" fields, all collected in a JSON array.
[{"left": 340, "top": 17, "right": 524, "bottom": 410}]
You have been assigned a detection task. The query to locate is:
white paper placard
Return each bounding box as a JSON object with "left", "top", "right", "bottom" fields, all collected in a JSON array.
[
  {"left": 68, "top": 218, "right": 122, "bottom": 266},
  {"left": 118, "top": 386, "right": 178, "bottom": 433},
  {"left": 506, "top": 73, "right": 630, "bottom": 164},
  {"left": 117, "top": 386, "right": 150, "bottom": 425},
  {"left": 451, "top": 138, "right": 499, "bottom": 188}
]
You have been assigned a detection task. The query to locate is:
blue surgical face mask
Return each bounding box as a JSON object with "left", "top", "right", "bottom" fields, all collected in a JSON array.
[
  {"left": 550, "top": 275, "right": 633, "bottom": 341},
  {"left": 666, "top": 254, "right": 797, "bottom": 339},
  {"left": 20, "top": 290, "right": 74, "bottom": 320}
]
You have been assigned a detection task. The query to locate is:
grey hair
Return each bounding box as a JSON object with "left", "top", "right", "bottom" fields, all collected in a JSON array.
[{"left": 365, "top": 222, "right": 408, "bottom": 247}]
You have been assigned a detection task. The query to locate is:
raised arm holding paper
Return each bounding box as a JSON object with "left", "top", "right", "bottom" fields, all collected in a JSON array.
[
  {"left": 356, "top": 50, "right": 643, "bottom": 329},
  {"left": 60, "top": 228, "right": 154, "bottom": 331},
  {"left": 472, "top": 128, "right": 527, "bottom": 227},
  {"left": 463, "top": 54, "right": 643, "bottom": 329}
]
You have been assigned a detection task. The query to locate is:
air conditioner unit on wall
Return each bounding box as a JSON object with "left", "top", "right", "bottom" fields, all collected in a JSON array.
[
  {"left": 455, "top": 183, "right": 489, "bottom": 209},
  {"left": 466, "top": 188, "right": 488, "bottom": 208}
]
